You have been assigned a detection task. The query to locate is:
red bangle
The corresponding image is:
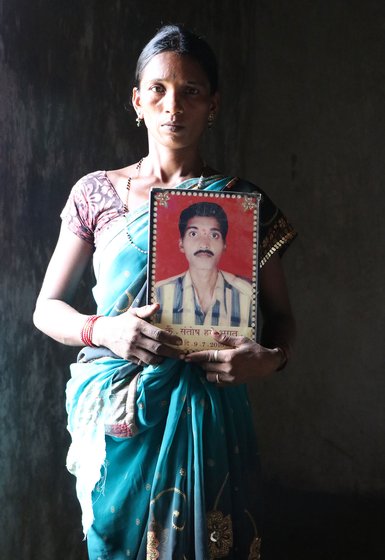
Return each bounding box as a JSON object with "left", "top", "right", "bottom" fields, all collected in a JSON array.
[{"left": 80, "top": 315, "right": 102, "bottom": 347}]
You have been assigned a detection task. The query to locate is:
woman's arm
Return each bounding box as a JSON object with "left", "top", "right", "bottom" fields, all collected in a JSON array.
[
  {"left": 259, "top": 251, "right": 296, "bottom": 366},
  {"left": 33, "top": 225, "right": 185, "bottom": 363},
  {"left": 185, "top": 253, "right": 296, "bottom": 383},
  {"left": 33, "top": 225, "right": 95, "bottom": 345}
]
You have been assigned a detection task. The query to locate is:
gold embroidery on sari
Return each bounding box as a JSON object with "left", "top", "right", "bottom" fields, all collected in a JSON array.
[
  {"left": 245, "top": 509, "right": 262, "bottom": 560},
  {"left": 150, "top": 487, "right": 186, "bottom": 506},
  {"left": 172, "top": 509, "right": 185, "bottom": 531},
  {"left": 146, "top": 520, "right": 170, "bottom": 559},
  {"left": 207, "top": 510, "right": 233, "bottom": 558},
  {"left": 146, "top": 487, "right": 187, "bottom": 557},
  {"left": 146, "top": 529, "right": 160, "bottom": 559},
  {"left": 206, "top": 473, "right": 234, "bottom": 558},
  {"left": 248, "top": 536, "right": 262, "bottom": 560},
  {"left": 114, "top": 289, "right": 134, "bottom": 313}
]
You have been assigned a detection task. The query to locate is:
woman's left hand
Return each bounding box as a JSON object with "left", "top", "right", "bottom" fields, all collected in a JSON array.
[{"left": 184, "top": 330, "right": 284, "bottom": 386}]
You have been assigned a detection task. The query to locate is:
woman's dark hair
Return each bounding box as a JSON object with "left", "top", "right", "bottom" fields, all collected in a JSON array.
[
  {"left": 179, "top": 202, "right": 228, "bottom": 241},
  {"left": 135, "top": 24, "right": 218, "bottom": 93}
]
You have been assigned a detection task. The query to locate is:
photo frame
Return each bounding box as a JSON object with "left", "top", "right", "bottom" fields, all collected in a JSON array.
[{"left": 148, "top": 188, "right": 261, "bottom": 352}]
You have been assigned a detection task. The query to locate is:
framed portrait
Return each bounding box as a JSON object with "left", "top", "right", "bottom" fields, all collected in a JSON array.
[{"left": 148, "top": 188, "right": 261, "bottom": 352}]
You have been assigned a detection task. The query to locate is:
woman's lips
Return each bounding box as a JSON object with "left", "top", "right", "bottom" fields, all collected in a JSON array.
[{"left": 162, "top": 122, "right": 184, "bottom": 132}]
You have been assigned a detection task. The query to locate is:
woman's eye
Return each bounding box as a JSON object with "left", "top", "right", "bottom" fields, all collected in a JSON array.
[
  {"left": 185, "top": 87, "right": 199, "bottom": 95},
  {"left": 150, "top": 85, "right": 164, "bottom": 93}
]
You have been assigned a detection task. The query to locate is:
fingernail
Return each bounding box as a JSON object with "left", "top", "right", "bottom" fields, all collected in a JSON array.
[
  {"left": 175, "top": 338, "right": 183, "bottom": 345},
  {"left": 212, "top": 330, "right": 220, "bottom": 336}
]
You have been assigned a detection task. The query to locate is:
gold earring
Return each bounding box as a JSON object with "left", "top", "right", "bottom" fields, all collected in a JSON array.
[
  {"left": 208, "top": 112, "right": 215, "bottom": 129},
  {"left": 136, "top": 114, "right": 143, "bottom": 127}
]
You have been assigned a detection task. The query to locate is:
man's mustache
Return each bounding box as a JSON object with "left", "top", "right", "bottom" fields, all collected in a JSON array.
[{"left": 193, "top": 249, "right": 214, "bottom": 257}]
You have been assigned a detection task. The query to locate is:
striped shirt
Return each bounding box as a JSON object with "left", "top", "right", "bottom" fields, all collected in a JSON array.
[{"left": 155, "top": 270, "right": 253, "bottom": 327}]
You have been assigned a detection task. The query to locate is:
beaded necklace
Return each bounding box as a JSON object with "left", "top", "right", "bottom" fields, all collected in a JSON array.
[{"left": 125, "top": 158, "right": 207, "bottom": 255}]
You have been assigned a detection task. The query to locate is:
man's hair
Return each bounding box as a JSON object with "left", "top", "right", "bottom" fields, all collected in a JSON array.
[{"left": 178, "top": 202, "right": 228, "bottom": 240}]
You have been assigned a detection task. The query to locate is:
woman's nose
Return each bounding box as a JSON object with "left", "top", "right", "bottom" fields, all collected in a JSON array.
[{"left": 165, "top": 90, "right": 183, "bottom": 116}]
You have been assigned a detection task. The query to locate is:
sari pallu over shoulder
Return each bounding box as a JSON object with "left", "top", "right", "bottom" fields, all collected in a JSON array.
[{"left": 66, "top": 174, "right": 294, "bottom": 558}]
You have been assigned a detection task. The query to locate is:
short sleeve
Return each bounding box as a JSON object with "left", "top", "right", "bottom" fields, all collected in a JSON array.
[
  {"left": 258, "top": 189, "right": 297, "bottom": 267},
  {"left": 60, "top": 175, "right": 95, "bottom": 245},
  {"left": 61, "top": 170, "right": 126, "bottom": 247},
  {"left": 226, "top": 178, "right": 297, "bottom": 267}
]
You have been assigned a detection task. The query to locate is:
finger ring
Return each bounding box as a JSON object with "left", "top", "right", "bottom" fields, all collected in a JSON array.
[
  {"left": 212, "top": 349, "right": 219, "bottom": 362},
  {"left": 216, "top": 373, "right": 221, "bottom": 384}
]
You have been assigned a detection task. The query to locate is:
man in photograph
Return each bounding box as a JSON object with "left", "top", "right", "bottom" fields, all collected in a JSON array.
[{"left": 155, "top": 202, "right": 253, "bottom": 327}]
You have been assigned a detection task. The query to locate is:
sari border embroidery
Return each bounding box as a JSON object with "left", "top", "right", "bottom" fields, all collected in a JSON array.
[{"left": 260, "top": 216, "right": 297, "bottom": 268}]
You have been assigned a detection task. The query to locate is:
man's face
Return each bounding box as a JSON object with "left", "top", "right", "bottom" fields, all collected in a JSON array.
[{"left": 179, "top": 216, "right": 226, "bottom": 272}]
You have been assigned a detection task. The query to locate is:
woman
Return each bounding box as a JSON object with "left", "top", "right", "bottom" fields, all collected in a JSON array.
[{"left": 34, "top": 24, "right": 296, "bottom": 560}]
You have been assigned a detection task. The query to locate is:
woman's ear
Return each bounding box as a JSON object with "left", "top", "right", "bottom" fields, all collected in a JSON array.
[{"left": 132, "top": 87, "right": 141, "bottom": 114}]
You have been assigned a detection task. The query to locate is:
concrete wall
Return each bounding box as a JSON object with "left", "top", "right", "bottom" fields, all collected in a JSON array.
[{"left": 1, "top": 1, "right": 384, "bottom": 558}]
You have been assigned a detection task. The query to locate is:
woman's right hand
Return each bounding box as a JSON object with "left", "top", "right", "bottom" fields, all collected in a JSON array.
[
  {"left": 33, "top": 228, "right": 184, "bottom": 363},
  {"left": 92, "top": 303, "right": 185, "bottom": 365}
]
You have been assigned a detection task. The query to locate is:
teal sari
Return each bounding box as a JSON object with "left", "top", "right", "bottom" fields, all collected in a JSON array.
[{"left": 66, "top": 176, "right": 262, "bottom": 559}]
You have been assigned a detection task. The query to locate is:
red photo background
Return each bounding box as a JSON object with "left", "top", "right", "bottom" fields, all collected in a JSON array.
[{"left": 153, "top": 193, "right": 256, "bottom": 282}]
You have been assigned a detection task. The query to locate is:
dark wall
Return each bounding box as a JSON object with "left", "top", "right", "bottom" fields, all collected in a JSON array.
[{"left": 1, "top": 1, "right": 384, "bottom": 558}]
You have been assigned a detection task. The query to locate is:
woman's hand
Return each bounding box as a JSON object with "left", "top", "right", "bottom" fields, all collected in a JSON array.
[
  {"left": 92, "top": 303, "right": 185, "bottom": 365},
  {"left": 184, "top": 330, "right": 284, "bottom": 386}
]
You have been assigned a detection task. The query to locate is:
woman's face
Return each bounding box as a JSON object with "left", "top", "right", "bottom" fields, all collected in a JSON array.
[{"left": 132, "top": 51, "right": 219, "bottom": 151}]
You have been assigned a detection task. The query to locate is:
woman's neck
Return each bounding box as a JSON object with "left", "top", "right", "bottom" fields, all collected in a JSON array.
[{"left": 143, "top": 144, "right": 205, "bottom": 186}]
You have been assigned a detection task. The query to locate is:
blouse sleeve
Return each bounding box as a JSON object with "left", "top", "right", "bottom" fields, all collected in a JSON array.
[
  {"left": 227, "top": 178, "right": 297, "bottom": 267},
  {"left": 60, "top": 174, "right": 96, "bottom": 245},
  {"left": 258, "top": 188, "right": 297, "bottom": 267}
]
